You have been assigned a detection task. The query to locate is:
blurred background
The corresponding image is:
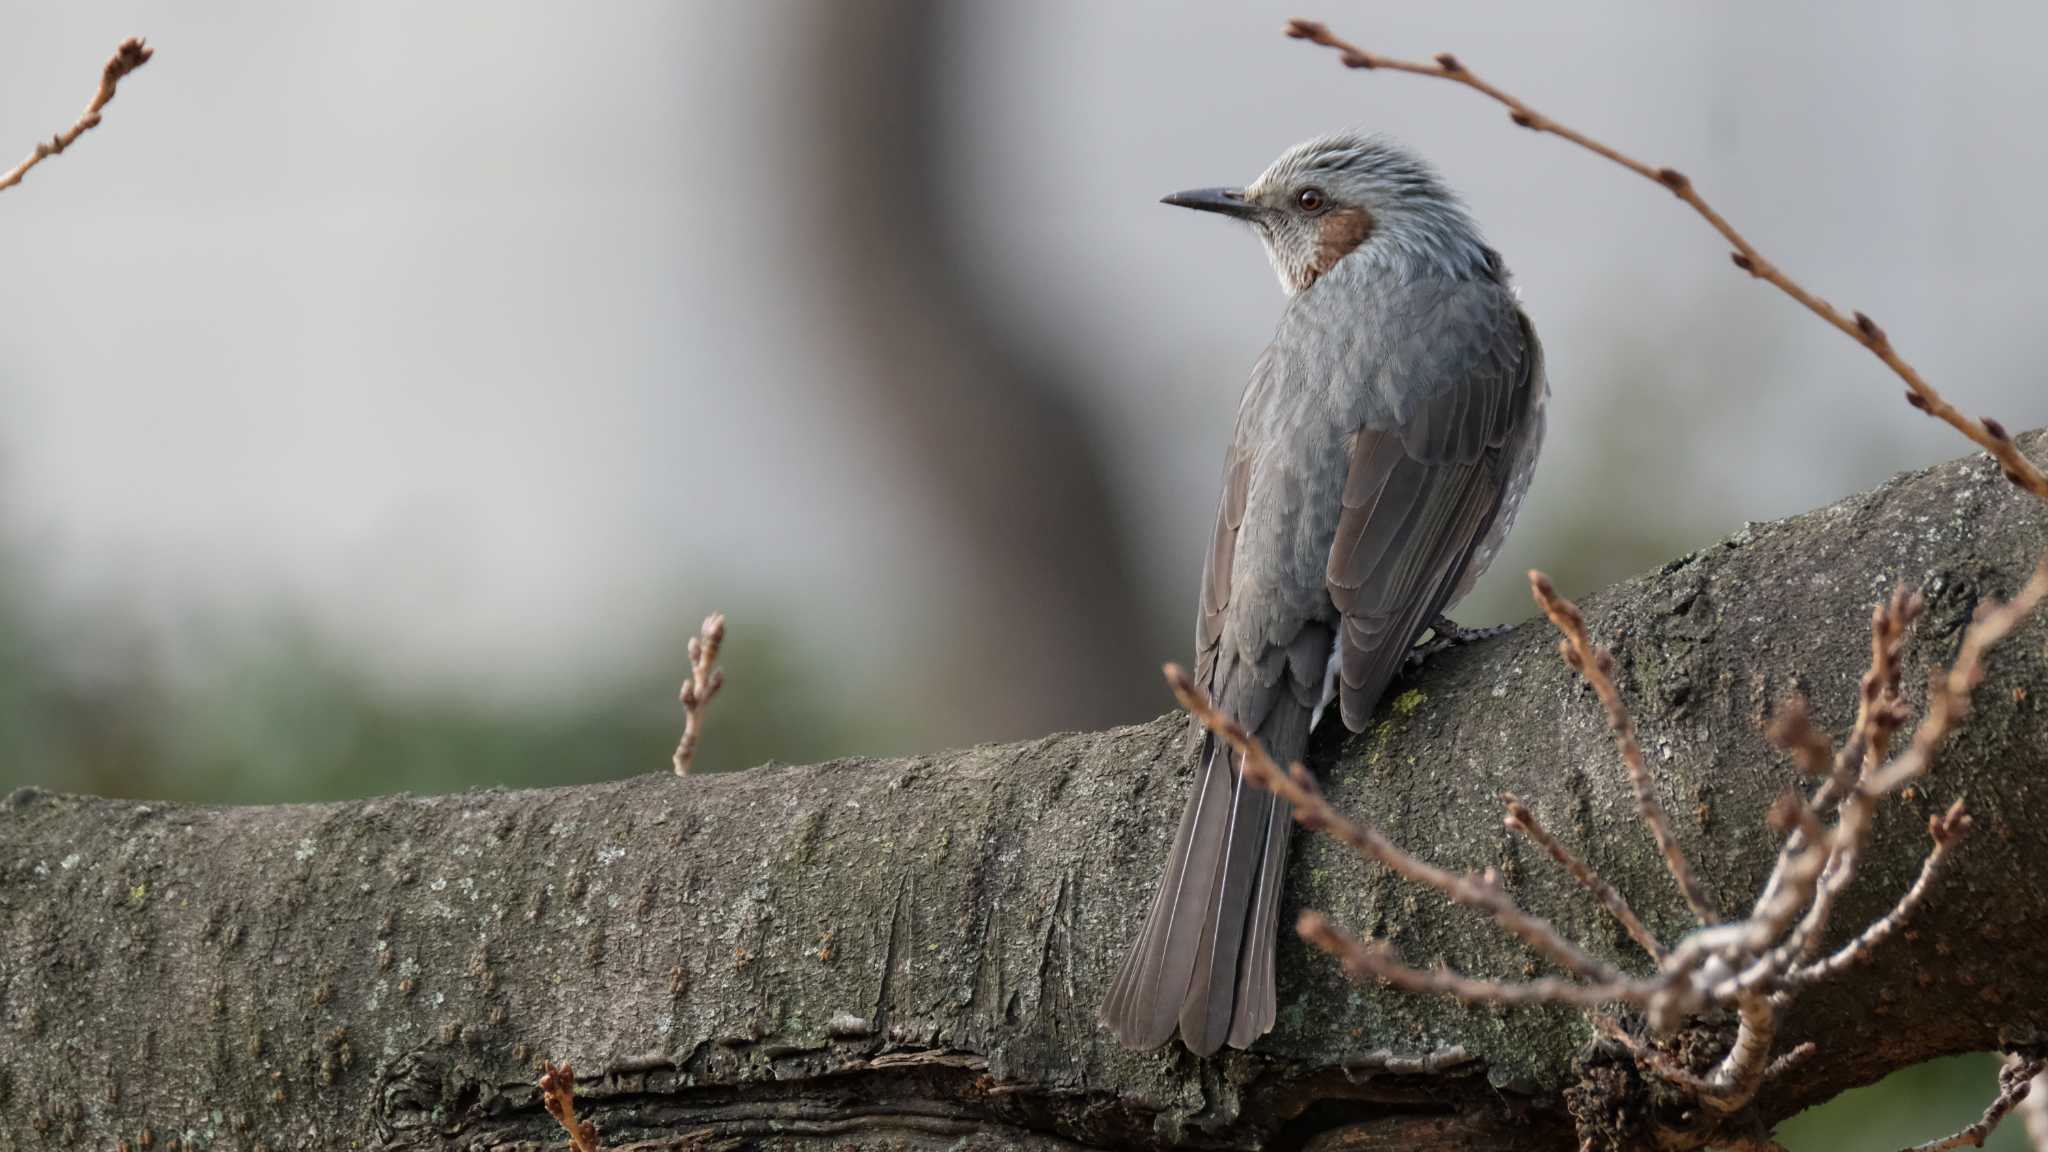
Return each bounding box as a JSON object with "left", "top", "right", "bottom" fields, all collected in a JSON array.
[{"left": 2, "top": 4, "right": 2041, "bottom": 1144}]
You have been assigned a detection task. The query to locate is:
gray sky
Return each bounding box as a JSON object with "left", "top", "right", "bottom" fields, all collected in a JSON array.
[{"left": 5, "top": 2, "right": 2045, "bottom": 740}]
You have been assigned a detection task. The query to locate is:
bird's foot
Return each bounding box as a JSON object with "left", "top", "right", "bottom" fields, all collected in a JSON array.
[{"left": 1404, "top": 616, "right": 1513, "bottom": 673}]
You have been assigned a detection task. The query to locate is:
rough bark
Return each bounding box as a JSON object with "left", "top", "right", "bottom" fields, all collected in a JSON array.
[{"left": 2, "top": 434, "right": 2046, "bottom": 1152}]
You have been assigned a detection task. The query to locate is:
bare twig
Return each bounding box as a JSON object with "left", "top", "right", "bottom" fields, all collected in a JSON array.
[
  {"left": 1852, "top": 588, "right": 1923, "bottom": 778},
  {"left": 1791, "top": 800, "right": 1971, "bottom": 985},
  {"left": 1282, "top": 18, "right": 2048, "bottom": 504},
  {"left": 1763, "top": 1042, "right": 1817, "bottom": 1082},
  {"left": 2021, "top": 1065, "right": 2048, "bottom": 1152},
  {"left": 539, "top": 1061, "right": 601, "bottom": 1152},
  {"left": 0, "top": 38, "right": 154, "bottom": 195},
  {"left": 1295, "top": 909, "right": 1662, "bottom": 1010},
  {"left": 1740, "top": 793, "right": 1832, "bottom": 953},
  {"left": 1164, "top": 664, "right": 1620, "bottom": 983},
  {"left": 672, "top": 612, "right": 726, "bottom": 776},
  {"left": 1530, "top": 570, "right": 1718, "bottom": 925},
  {"left": 1503, "top": 793, "right": 1664, "bottom": 961},
  {"left": 1866, "top": 560, "right": 2048, "bottom": 795},
  {"left": 1902, "top": 1055, "right": 2046, "bottom": 1152},
  {"left": 1762, "top": 590, "right": 1922, "bottom": 966}
]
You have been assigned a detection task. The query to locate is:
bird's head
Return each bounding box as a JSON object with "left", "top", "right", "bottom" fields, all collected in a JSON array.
[{"left": 1163, "top": 132, "right": 1492, "bottom": 296}]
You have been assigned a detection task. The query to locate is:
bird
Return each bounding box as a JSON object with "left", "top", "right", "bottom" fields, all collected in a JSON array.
[{"left": 1100, "top": 133, "right": 1547, "bottom": 1055}]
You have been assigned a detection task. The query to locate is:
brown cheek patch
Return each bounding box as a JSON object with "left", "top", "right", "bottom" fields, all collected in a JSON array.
[{"left": 1308, "top": 207, "right": 1375, "bottom": 285}]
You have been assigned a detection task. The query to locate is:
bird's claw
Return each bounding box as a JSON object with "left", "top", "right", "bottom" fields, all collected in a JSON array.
[{"left": 1404, "top": 616, "right": 1513, "bottom": 673}]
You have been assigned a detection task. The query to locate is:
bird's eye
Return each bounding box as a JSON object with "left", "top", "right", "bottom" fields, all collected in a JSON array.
[{"left": 1296, "top": 187, "right": 1326, "bottom": 213}]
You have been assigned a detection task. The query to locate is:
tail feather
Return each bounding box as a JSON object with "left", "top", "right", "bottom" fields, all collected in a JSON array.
[
  {"left": 1179, "top": 762, "right": 1272, "bottom": 1054},
  {"left": 1100, "top": 736, "right": 1234, "bottom": 1049},
  {"left": 1229, "top": 788, "right": 1294, "bottom": 1047},
  {"left": 1102, "top": 698, "right": 1311, "bottom": 1054}
]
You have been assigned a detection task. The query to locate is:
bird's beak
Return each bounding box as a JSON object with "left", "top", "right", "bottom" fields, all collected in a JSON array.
[{"left": 1161, "top": 187, "right": 1260, "bottom": 221}]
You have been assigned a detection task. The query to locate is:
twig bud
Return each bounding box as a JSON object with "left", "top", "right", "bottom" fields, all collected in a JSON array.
[
  {"left": 1654, "top": 167, "right": 1690, "bottom": 193},
  {"left": 1730, "top": 251, "right": 1755, "bottom": 273},
  {"left": 1767, "top": 792, "right": 1800, "bottom": 832},
  {"left": 1288, "top": 762, "right": 1321, "bottom": 796},
  {"left": 1284, "top": 19, "right": 1324, "bottom": 40},
  {"left": 1162, "top": 662, "right": 1201, "bottom": 711},
  {"left": 1904, "top": 390, "right": 1931, "bottom": 412},
  {"left": 1981, "top": 416, "right": 2009, "bottom": 442},
  {"left": 1930, "top": 798, "right": 1973, "bottom": 846},
  {"left": 1853, "top": 311, "right": 1887, "bottom": 345},
  {"left": 1509, "top": 109, "right": 1536, "bottom": 128},
  {"left": 1340, "top": 50, "right": 1374, "bottom": 69},
  {"left": 1433, "top": 52, "right": 1463, "bottom": 73}
]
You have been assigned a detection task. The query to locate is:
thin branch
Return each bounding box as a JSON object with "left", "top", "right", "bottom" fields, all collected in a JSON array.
[
  {"left": 1503, "top": 793, "right": 1664, "bottom": 961},
  {"left": 1852, "top": 588, "right": 1923, "bottom": 778},
  {"left": 1740, "top": 793, "right": 1832, "bottom": 953},
  {"left": 1295, "top": 910, "right": 1664, "bottom": 1011},
  {"left": 1902, "top": 1055, "right": 2046, "bottom": 1152},
  {"left": 1282, "top": 18, "right": 2048, "bottom": 504},
  {"left": 1530, "top": 570, "right": 1719, "bottom": 925},
  {"left": 2020, "top": 1065, "right": 2048, "bottom": 1152},
  {"left": 1672, "top": 796, "right": 1827, "bottom": 1112},
  {"left": 1867, "top": 560, "right": 2048, "bottom": 794},
  {"left": 672, "top": 612, "right": 726, "bottom": 777},
  {"left": 1164, "top": 663, "right": 1621, "bottom": 983},
  {"left": 1764, "top": 1042, "right": 1817, "bottom": 1082},
  {"left": 0, "top": 38, "right": 153, "bottom": 195},
  {"left": 539, "top": 1061, "right": 602, "bottom": 1152},
  {"left": 1791, "top": 800, "right": 1971, "bottom": 985},
  {"left": 1749, "top": 594, "right": 1913, "bottom": 945},
  {"left": 1765, "top": 590, "right": 1922, "bottom": 966}
]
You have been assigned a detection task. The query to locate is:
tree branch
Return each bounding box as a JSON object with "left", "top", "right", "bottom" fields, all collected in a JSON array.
[
  {"left": 3, "top": 433, "right": 2044, "bottom": 1151},
  {"left": 0, "top": 38, "right": 152, "bottom": 195}
]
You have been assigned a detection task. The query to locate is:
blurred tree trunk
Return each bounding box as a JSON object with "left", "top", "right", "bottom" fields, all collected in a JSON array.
[
  {"left": 3, "top": 436, "right": 2045, "bottom": 1150},
  {"left": 792, "top": 0, "right": 1165, "bottom": 743}
]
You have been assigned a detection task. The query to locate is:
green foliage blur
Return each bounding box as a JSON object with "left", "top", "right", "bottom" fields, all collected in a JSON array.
[
  {"left": 1776, "top": 1053, "right": 2025, "bottom": 1151},
  {"left": 0, "top": 535, "right": 869, "bottom": 804}
]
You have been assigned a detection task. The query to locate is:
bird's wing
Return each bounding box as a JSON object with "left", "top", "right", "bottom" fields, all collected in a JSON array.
[
  {"left": 1194, "top": 443, "right": 1250, "bottom": 693},
  {"left": 1325, "top": 276, "right": 1535, "bottom": 731}
]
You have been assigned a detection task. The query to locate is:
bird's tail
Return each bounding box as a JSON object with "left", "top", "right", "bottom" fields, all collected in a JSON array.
[{"left": 1101, "top": 705, "right": 1310, "bottom": 1054}]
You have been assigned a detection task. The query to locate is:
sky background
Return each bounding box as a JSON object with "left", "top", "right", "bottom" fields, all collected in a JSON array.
[{"left": 1, "top": 6, "right": 2041, "bottom": 1144}]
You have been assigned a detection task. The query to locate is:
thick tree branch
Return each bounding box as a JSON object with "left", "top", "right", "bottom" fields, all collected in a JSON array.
[{"left": 2, "top": 434, "right": 2044, "bottom": 1151}]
